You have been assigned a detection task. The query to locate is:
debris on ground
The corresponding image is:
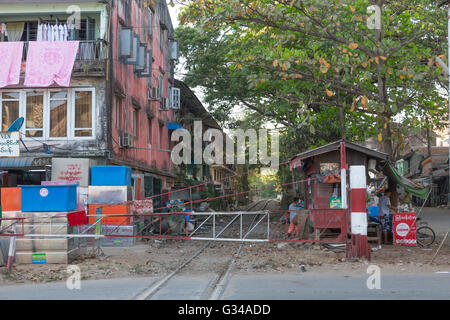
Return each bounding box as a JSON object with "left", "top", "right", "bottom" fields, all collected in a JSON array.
[{"left": 0, "top": 239, "right": 448, "bottom": 284}]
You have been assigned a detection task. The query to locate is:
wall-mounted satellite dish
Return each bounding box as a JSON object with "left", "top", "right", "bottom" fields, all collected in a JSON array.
[
  {"left": 7, "top": 117, "right": 29, "bottom": 153},
  {"left": 7, "top": 117, "right": 24, "bottom": 132}
]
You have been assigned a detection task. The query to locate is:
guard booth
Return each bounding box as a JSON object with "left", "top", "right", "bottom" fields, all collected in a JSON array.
[{"left": 290, "top": 140, "right": 389, "bottom": 257}]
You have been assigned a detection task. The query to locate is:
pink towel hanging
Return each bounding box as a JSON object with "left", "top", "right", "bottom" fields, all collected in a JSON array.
[
  {"left": 0, "top": 42, "right": 24, "bottom": 88},
  {"left": 24, "top": 41, "right": 79, "bottom": 87}
]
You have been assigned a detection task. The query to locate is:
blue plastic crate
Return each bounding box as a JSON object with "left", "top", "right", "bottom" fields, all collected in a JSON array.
[
  {"left": 367, "top": 206, "right": 379, "bottom": 218},
  {"left": 90, "top": 166, "right": 132, "bottom": 186},
  {"left": 19, "top": 185, "right": 77, "bottom": 212}
]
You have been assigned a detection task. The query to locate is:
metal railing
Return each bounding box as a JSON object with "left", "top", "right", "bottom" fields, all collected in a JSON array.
[{"left": 22, "top": 40, "right": 108, "bottom": 62}]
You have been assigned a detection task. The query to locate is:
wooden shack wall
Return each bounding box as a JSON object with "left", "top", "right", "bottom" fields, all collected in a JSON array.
[{"left": 303, "top": 148, "right": 373, "bottom": 209}]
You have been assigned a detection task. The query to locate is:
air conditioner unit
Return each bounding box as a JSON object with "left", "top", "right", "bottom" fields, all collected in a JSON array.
[{"left": 148, "top": 87, "right": 160, "bottom": 101}]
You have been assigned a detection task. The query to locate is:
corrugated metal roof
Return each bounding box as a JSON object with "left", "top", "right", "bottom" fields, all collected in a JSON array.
[
  {"left": 0, "top": 157, "right": 35, "bottom": 169},
  {"left": 291, "top": 139, "right": 389, "bottom": 161}
]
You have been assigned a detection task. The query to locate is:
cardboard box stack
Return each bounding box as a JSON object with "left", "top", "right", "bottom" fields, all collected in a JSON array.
[
  {"left": 86, "top": 166, "right": 136, "bottom": 247},
  {"left": 1, "top": 185, "right": 81, "bottom": 264}
]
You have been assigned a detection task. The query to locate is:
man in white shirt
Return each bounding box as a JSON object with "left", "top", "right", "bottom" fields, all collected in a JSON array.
[{"left": 379, "top": 189, "right": 396, "bottom": 244}]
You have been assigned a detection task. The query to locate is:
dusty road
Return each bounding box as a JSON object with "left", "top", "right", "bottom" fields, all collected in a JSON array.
[
  {"left": 419, "top": 208, "right": 450, "bottom": 244},
  {"left": 0, "top": 271, "right": 448, "bottom": 300}
]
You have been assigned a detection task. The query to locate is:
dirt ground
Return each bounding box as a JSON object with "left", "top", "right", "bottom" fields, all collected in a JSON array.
[{"left": 0, "top": 239, "right": 449, "bottom": 285}]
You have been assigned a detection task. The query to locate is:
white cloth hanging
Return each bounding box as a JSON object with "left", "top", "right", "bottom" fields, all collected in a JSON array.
[
  {"left": 42, "top": 24, "right": 47, "bottom": 41},
  {"left": 37, "top": 23, "right": 43, "bottom": 41},
  {"left": 63, "top": 24, "right": 68, "bottom": 41},
  {"left": 46, "top": 24, "right": 52, "bottom": 41},
  {"left": 52, "top": 25, "right": 58, "bottom": 41},
  {"left": 58, "top": 24, "right": 64, "bottom": 41}
]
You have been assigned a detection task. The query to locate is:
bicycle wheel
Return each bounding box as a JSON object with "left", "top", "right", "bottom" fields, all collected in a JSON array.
[{"left": 416, "top": 226, "right": 435, "bottom": 247}]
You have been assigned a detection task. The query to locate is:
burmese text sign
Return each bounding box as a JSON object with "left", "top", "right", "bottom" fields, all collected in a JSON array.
[
  {"left": 0, "top": 131, "right": 20, "bottom": 157},
  {"left": 393, "top": 212, "right": 417, "bottom": 246}
]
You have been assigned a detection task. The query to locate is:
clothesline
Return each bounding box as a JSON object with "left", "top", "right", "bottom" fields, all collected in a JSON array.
[{"left": 37, "top": 23, "right": 74, "bottom": 42}]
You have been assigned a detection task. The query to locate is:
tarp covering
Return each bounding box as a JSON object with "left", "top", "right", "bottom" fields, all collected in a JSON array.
[{"left": 386, "top": 162, "right": 430, "bottom": 199}]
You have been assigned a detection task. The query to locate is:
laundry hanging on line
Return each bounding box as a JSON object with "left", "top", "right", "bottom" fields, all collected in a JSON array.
[
  {"left": 37, "top": 23, "right": 71, "bottom": 42},
  {"left": 24, "top": 41, "right": 79, "bottom": 87},
  {"left": 0, "top": 42, "right": 24, "bottom": 88},
  {"left": 0, "top": 23, "right": 8, "bottom": 38}
]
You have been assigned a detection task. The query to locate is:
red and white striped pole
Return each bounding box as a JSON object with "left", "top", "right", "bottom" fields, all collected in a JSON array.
[{"left": 349, "top": 165, "right": 370, "bottom": 259}]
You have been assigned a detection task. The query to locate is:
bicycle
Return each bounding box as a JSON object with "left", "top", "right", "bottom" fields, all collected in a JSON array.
[{"left": 416, "top": 217, "right": 435, "bottom": 247}]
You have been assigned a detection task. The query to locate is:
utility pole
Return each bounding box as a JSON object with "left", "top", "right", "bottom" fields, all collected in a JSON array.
[
  {"left": 437, "top": 1, "right": 450, "bottom": 207},
  {"left": 425, "top": 118, "right": 434, "bottom": 206},
  {"left": 447, "top": 4, "right": 450, "bottom": 208}
]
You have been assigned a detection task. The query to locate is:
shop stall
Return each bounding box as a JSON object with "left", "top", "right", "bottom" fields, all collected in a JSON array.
[{"left": 290, "top": 140, "right": 389, "bottom": 256}]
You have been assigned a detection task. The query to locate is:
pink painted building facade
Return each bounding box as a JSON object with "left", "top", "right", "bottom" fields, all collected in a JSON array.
[
  {"left": 0, "top": 0, "right": 178, "bottom": 205},
  {"left": 110, "top": 0, "right": 178, "bottom": 196}
]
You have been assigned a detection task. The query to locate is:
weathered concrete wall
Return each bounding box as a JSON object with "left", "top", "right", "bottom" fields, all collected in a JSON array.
[
  {"left": 17, "top": 78, "right": 108, "bottom": 154},
  {"left": 110, "top": 0, "right": 176, "bottom": 181}
]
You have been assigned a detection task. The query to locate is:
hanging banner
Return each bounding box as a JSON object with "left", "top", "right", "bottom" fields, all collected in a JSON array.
[
  {"left": 132, "top": 199, "right": 153, "bottom": 214},
  {"left": 393, "top": 212, "right": 417, "bottom": 246},
  {"left": 0, "top": 131, "right": 20, "bottom": 157},
  {"left": 289, "top": 157, "right": 303, "bottom": 171}
]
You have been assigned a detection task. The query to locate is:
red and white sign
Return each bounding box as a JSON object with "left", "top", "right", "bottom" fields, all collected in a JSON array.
[
  {"left": 394, "top": 212, "right": 417, "bottom": 246},
  {"left": 131, "top": 199, "right": 153, "bottom": 214},
  {"left": 40, "top": 188, "right": 49, "bottom": 197},
  {"left": 290, "top": 158, "right": 303, "bottom": 171},
  {"left": 51, "top": 158, "right": 93, "bottom": 187}
]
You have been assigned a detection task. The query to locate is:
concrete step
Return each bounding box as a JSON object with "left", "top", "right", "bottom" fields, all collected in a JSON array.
[
  {"left": 14, "top": 249, "right": 79, "bottom": 264},
  {"left": 16, "top": 238, "right": 78, "bottom": 251}
]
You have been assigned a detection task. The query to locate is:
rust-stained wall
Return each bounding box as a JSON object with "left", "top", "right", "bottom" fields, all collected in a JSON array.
[{"left": 110, "top": 0, "right": 176, "bottom": 183}]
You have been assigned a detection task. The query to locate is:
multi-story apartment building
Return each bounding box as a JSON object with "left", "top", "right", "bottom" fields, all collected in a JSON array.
[
  {"left": 173, "top": 80, "right": 236, "bottom": 197},
  {"left": 0, "top": 0, "right": 179, "bottom": 207}
]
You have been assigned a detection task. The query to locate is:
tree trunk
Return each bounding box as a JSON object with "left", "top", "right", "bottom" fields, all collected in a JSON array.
[{"left": 338, "top": 97, "right": 346, "bottom": 139}]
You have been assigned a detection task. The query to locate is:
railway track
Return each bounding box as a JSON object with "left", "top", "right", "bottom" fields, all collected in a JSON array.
[
  {"left": 133, "top": 200, "right": 277, "bottom": 300},
  {"left": 133, "top": 241, "right": 243, "bottom": 300}
]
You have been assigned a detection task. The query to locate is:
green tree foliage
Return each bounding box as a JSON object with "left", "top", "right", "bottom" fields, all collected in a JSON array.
[{"left": 176, "top": 0, "right": 448, "bottom": 160}]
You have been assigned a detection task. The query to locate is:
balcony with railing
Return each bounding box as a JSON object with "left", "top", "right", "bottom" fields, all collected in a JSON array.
[{"left": 22, "top": 40, "right": 108, "bottom": 77}]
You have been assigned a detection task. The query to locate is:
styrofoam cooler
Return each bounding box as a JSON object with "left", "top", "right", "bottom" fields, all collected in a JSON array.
[
  {"left": 3, "top": 211, "right": 80, "bottom": 264},
  {"left": 91, "top": 166, "right": 132, "bottom": 186},
  {"left": 42, "top": 181, "right": 86, "bottom": 211},
  {"left": 19, "top": 185, "right": 77, "bottom": 212},
  {"left": 88, "top": 186, "right": 132, "bottom": 205},
  {"left": 0, "top": 187, "right": 21, "bottom": 211},
  {"left": 78, "top": 224, "right": 136, "bottom": 247}
]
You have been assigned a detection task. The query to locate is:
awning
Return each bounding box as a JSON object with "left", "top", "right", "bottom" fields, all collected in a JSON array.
[
  {"left": 168, "top": 123, "right": 183, "bottom": 130},
  {"left": 385, "top": 162, "right": 430, "bottom": 199},
  {"left": 0, "top": 157, "right": 35, "bottom": 169}
]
